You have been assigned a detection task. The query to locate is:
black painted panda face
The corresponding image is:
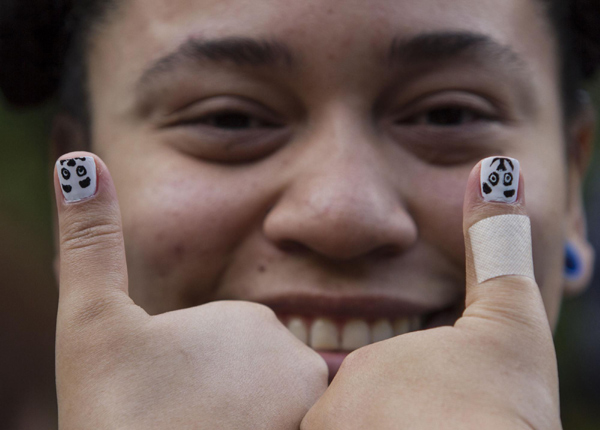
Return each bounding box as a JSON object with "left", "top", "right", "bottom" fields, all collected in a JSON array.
[
  {"left": 480, "top": 156, "right": 520, "bottom": 203},
  {"left": 57, "top": 156, "right": 97, "bottom": 202}
]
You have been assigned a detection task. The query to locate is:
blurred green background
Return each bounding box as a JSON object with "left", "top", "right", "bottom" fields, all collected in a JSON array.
[{"left": 1, "top": 83, "right": 600, "bottom": 428}]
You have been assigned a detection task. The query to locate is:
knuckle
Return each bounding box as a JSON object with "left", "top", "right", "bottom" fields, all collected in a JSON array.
[
  {"left": 340, "top": 343, "right": 376, "bottom": 370},
  {"left": 243, "top": 301, "right": 277, "bottom": 317},
  {"left": 296, "top": 343, "right": 329, "bottom": 375},
  {"left": 57, "top": 303, "right": 141, "bottom": 371},
  {"left": 71, "top": 296, "right": 113, "bottom": 327},
  {"left": 228, "top": 300, "right": 278, "bottom": 320},
  {"left": 60, "top": 291, "right": 123, "bottom": 331},
  {"left": 61, "top": 219, "right": 122, "bottom": 252},
  {"left": 312, "top": 352, "right": 329, "bottom": 380}
]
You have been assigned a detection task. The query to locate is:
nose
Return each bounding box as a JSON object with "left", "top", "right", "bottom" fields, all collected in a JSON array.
[{"left": 263, "top": 127, "right": 417, "bottom": 261}]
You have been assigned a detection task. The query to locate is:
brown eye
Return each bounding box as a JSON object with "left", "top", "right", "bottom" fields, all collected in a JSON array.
[
  {"left": 200, "top": 112, "right": 279, "bottom": 130},
  {"left": 425, "top": 108, "right": 477, "bottom": 126}
]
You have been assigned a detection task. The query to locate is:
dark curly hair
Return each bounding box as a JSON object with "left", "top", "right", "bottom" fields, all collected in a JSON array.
[{"left": 1, "top": 0, "right": 599, "bottom": 128}]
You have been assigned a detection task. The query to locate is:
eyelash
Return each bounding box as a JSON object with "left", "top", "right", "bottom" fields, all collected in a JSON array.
[
  {"left": 397, "top": 105, "right": 495, "bottom": 127},
  {"left": 164, "top": 92, "right": 504, "bottom": 165},
  {"left": 186, "top": 110, "right": 282, "bottom": 131},
  {"left": 187, "top": 106, "right": 492, "bottom": 135},
  {"left": 165, "top": 105, "right": 291, "bottom": 163}
]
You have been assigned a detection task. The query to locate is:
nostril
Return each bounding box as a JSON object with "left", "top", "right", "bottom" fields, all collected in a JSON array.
[
  {"left": 371, "top": 245, "right": 401, "bottom": 260},
  {"left": 278, "top": 240, "right": 309, "bottom": 255}
]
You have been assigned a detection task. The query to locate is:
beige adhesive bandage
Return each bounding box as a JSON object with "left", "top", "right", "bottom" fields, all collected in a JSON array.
[{"left": 469, "top": 214, "right": 535, "bottom": 284}]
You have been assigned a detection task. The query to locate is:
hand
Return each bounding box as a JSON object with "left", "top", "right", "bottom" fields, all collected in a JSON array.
[
  {"left": 54, "top": 152, "right": 328, "bottom": 430},
  {"left": 301, "top": 158, "right": 561, "bottom": 430}
]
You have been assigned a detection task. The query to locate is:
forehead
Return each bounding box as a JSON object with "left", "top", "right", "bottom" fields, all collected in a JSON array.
[
  {"left": 88, "top": 0, "right": 557, "bottom": 114},
  {"left": 114, "top": 0, "right": 549, "bottom": 39}
]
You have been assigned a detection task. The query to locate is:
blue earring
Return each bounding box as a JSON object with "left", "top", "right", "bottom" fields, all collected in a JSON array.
[{"left": 564, "top": 242, "right": 583, "bottom": 281}]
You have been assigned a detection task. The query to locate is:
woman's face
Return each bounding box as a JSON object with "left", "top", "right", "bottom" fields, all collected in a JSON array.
[{"left": 84, "top": 0, "right": 582, "bottom": 362}]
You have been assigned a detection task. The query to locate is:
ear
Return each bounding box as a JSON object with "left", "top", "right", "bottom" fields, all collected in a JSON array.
[
  {"left": 50, "top": 113, "right": 88, "bottom": 285},
  {"left": 563, "top": 96, "right": 596, "bottom": 297}
]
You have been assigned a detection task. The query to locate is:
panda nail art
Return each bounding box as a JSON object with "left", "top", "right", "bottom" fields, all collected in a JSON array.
[
  {"left": 480, "top": 156, "right": 520, "bottom": 203},
  {"left": 57, "top": 156, "right": 97, "bottom": 202}
]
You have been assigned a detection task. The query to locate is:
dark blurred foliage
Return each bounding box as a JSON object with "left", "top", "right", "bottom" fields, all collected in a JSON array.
[
  {"left": 0, "top": 100, "right": 58, "bottom": 429},
  {"left": 573, "top": 0, "right": 600, "bottom": 79},
  {"left": 0, "top": 0, "right": 71, "bottom": 107},
  {"left": 555, "top": 85, "right": 600, "bottom": 430}
]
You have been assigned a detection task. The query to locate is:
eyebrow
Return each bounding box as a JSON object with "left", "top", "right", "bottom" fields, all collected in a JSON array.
[
  {"left": 138, "top": 36, "right": 295, "bottom": 88},
  {"left": 387, "top": 31, "right": 528, "bottom": 71},
  {"left": 137, "top": 31, "right": 530, "bottom": 96}
]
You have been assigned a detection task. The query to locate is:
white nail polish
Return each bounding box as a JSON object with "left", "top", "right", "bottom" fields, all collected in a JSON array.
[
  {"left": 57, "top": 156, "right": 97, "bottom": 202},
  {"left": 480, "top": 157, "right": 519, "bottom": 203}
]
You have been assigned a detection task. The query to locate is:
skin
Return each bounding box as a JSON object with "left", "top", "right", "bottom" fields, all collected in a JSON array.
[
  {"left": 83, "top": 0, "right": 590, "bottom": 320},
  {"left": 52, "top": 0, "right": 596, "bottom": 427}
]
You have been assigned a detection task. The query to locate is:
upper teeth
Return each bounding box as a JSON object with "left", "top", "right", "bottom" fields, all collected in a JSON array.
[{"left": 283, "top": 316, "right": 421, "bottom": 351}]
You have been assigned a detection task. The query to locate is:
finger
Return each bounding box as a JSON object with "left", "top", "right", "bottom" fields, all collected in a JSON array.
[
  {"left": 462, "top": 156, "right": 547, "bottom": 325},
  {"left": 54, "top": 152, "right": 129, "bottom": 309}
]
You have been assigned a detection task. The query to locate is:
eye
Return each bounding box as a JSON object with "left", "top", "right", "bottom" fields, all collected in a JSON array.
[
  {"left": 76, "top": 166, "right": 87, "bottom": 177},
  {"left": 392, "top": 91, "right": 499, "bottom": 129},
  {"left": 61, "top": 168, "right": 71, "bottom": 180},
  {"left": 162, "top": 101, "right": 291, "bottom": 163},
  {"left": 423, "top": 107, "right": 479, "bottom": 126},
  {"left": 402, "top": 106, "right": 487, "bottom": 127},
  {"left": 489, "top": 172, "right": 499, "bottom": 186},
  {"left": 196, "top": 111, "right": 280, "bottom": 131},
  {"left": 385, "top": 91, "right": 508, "bottom": 166},
  {"left": 503, "top": 172, "right": 513, "bottom": 186}
]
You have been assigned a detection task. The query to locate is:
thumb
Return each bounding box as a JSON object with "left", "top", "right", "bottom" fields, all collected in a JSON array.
[
  {"left": 55, "top": 152, "right": 130, "bottom": 317},
  {"left": 462, "top": 156, "right": 548, "bottom": 328}
]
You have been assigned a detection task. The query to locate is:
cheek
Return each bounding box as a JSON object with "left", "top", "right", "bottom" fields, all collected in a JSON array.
[
  {"left": 410, "top": 167, "right": 469, "bottom": 267},
  {"left": 118, "top": 165, "right": 271, "bottom": 312}
]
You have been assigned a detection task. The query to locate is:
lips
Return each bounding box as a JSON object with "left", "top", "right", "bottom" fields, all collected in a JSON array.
[{"left": 258, "top": 293, "right": 441, "bottom": 320}]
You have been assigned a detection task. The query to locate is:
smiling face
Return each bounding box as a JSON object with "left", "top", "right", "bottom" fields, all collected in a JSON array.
[{"left": 78, "top": 0, "right": 589, "bottom": 375}]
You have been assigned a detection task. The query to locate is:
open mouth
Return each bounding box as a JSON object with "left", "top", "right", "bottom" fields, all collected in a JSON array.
[{"left": 275, "top": 305, "right": 462, "bottom": 382}]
